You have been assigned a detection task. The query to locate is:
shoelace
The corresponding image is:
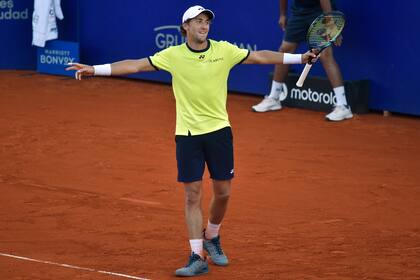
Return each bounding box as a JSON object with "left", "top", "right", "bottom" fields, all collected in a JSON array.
[
  {"left": 187, "top": 254, "right": 201, "bottom": 267},
  {"left": 210, "top": 237, "right": 224, "bottom": 255}
]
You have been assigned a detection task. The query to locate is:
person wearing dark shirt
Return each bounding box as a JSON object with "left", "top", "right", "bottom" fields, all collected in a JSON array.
[{"left": 252, "top": 0, "right": 353, "bottom": 121}]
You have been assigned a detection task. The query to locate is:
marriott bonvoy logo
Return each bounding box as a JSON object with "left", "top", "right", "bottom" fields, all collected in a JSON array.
[
  {"left": 0, "top": 0, "right": 29, "bottom": 20},
  {"left": 282, "top": 84, "right": 337, "bottom": 105}
]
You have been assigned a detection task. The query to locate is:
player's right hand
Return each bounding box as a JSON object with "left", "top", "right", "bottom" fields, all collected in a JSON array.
[
  {"left": 279, "top": 15, "right": 287, "bottom": 31},
  {"left": 66, "top": 63, "right": 94, "bottom": 80},
  {"left": 301, "top": 49, "right": 319, "bottom": 64}
]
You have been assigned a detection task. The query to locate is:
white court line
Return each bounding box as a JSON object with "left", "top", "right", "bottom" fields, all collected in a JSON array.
[
  {"left": 120, "top": 197, "right": 161, "bottom": 205},
  {"left": 0, "top": 252, "right": 150, "bottom": 280}
]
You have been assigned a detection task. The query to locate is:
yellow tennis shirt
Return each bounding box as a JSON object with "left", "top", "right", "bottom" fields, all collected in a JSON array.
[{"left": 149, "top": 39, "right": 249, "bottom": 136}]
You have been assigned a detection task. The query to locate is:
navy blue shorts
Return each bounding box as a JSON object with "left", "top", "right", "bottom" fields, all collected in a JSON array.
[
  {"left": 284, "top": 13, "right": 320, "bottom": 43},
  {"left": 175, "top": 127, "right": 234, "bottom": 183}
]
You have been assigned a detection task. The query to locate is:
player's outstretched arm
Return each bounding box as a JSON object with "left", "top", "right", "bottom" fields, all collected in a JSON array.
[
  {"left": 66, "top": 58, "right": 155, "bottom": 80},
  {"left": 243, "top": 50, "right": 317, "bottom": 65}
]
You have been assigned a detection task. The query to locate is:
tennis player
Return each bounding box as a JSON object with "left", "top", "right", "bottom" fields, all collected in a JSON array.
[{"left": 67, "top": 5, "right": 316, "bottom": 277}]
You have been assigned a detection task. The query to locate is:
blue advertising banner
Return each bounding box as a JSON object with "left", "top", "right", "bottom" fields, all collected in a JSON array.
[
  {"left": 2, "top": 0, "right": 420, "bottom": 116},
  {"left": 0, "top": 0, "right": 34, "bottom": 69},
  {"left": 37, "top": 40, "right": 79, "bottom": 76},
  {"left": 77, "top": 0, "right": 279, "bottom": 93},
  {"left": 0, "top": 0, "right": 79, "bottom": 70},
  {"left": 75, "top": 0, "right": 420, "bottom": 116}
]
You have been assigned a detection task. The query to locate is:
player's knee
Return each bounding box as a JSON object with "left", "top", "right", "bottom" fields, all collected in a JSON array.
[
  {"left": 213, "top": 186, "right": 231, "bottom": 201},
  {"left": 320, "top": 52, "right": 336, "bottom": 64},
  {"left": 279, "top": 42, "right": 297, "bottom": 53},
  {"left": 185, "top": 189, "right": 202, "bottom": 206},
  {"left": 217, "top": 193, "right": 230, "bottom": 205}
]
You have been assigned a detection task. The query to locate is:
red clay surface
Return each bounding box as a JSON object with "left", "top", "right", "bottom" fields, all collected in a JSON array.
[{"left": 1, "top": 70, "right": 420, "bottom": 280}]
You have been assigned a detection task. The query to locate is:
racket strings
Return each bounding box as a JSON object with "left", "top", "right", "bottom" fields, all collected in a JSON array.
[{"left": 307, "top": 13, "right": 345, "bottom": 49}]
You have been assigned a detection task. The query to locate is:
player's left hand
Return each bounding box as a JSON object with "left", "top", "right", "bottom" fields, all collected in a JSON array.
[
  {"left": 66, "top": 63, "right": 95, "bottom": 80},
  {"left": 334, "top": 34, "right": 343, "bottom": 46}
]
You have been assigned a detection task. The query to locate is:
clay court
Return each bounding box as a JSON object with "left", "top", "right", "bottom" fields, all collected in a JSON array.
[{"left": 1, "top": 71, "right": 419, "bottom": 279}]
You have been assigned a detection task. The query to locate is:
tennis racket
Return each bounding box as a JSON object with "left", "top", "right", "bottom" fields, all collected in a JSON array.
[{"left": 296, "top": 11, "right": 346, "bottom": 87}]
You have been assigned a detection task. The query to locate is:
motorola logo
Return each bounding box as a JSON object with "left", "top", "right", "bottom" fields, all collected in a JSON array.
[{"left": 281, "top": 83, "right": 336, "bottom": 105}]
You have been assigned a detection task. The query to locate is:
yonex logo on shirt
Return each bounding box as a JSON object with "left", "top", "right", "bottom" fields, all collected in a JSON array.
[{"left": 199, "top": 55, "right": 205, "bottom": 59}]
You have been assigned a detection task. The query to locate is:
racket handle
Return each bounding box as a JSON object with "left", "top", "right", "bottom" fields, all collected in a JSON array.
[{"left": 296, "top": 63, "right": 313, "bottom": 87}]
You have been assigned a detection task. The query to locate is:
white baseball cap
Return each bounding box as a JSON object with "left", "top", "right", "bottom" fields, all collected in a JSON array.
[{"left": 182, "top": 5, "right": 215, "bottom": 24}]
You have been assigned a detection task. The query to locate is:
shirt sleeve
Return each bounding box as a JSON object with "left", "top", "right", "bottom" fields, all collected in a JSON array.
[
  {"left": 221, "top": 41, "right": 250, "bottom": 68},
  {"left": 148, "top": 47, "right": 173, "bottom": 73}
]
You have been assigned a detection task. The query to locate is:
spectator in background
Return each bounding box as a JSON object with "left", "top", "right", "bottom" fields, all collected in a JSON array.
[{"left": 252, "top": 0, "right": 353, "bottom": 121}]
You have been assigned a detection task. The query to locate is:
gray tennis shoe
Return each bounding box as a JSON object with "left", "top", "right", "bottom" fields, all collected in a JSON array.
[
  {"left": 203, "top": 235, "right": 229, "bottom": 266},
  {"left": 175, "top": 253, "right": 209, "bottom": 277}
]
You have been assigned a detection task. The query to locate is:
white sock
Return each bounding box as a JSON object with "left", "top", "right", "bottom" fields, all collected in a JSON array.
[
  {"left": 268, "top": 80, "right": 285, "bottom": 100},
  {"left": 205, "top": 221, "right": 221, "bottom": 240},
  {"left": 189, "top": 239, "right": 203, "bottom": 257},
  {"left": 333, "top": 86, "right": 347, "bottom": 106}
]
